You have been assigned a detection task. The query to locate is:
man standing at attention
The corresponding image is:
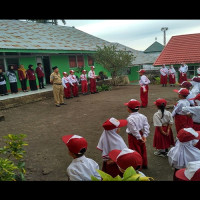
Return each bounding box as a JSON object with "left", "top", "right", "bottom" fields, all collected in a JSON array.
[{"left": 50, "top": 66, "right": 66, "bottom": 107}]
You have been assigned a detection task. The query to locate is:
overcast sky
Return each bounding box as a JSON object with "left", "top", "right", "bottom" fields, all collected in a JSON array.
[{"left": 58, "top": 19, "right": 200, "bottom": 51}]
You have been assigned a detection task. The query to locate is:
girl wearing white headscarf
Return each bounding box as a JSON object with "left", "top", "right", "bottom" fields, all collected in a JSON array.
[{"left": 97, "top": 117, "right": 128, "bottom": 177}]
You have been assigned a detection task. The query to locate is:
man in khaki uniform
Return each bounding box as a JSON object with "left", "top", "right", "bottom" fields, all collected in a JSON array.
[{"left": 50, "top": 66, "right": 66, "bottom": 107}]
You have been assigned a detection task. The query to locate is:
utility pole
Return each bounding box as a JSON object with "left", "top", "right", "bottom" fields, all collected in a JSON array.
[{"left": 161, "top": 27, "right": 168, "bottom": 46}]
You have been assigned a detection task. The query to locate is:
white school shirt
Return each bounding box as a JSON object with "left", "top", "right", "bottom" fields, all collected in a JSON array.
[
  {"left": 62, "top": 77, "right": 72, "bottom": 88},
  {"left": 97, "top": 129, "right": 128, "bottom": 161},
  {"left": 167, "top": 138, "right": 200, "bottom": 169},
  {"left": 126, "top": 112, "right": 150, "bottom": 140},
  {"left": 153, "top": 110, "right": 173, "bottom": 127},
  {"left": 80, "top": 74, "right": 87, "bottom": 81},
  {"left": 171, "top": 99, "right": 190, "bottom": 117},
  {"left": 160, "top": 67, "right": 168, "bottom": 76},
  {"left": 88, "top": 70, "right": 96, "bottom": 79},
  {"left": 168, "top": 67, "right": 176, "bottom": 75},
  {"left": 67, "top": 155, "right": 101, "bottom": 181},
  {"left": 191, "top": 78, "right": 200, "bottom": 96},
  {"left": 68, "top": 74, "right": 78, "bottom": 84},
  {"left": 186, "top": 91, "right": 195, "bottom": 106},
  {"left": 182, "top": 106, "right": 200, "bottom": 123},
  {"left": 139, "top": 75, "right": 150, "bottom": 86},
  {"left": 179, "top": 64, "right": 188, "bottom": 73}
]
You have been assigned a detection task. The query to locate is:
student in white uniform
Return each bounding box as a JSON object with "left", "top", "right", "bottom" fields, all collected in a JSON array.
[
  {"left": 178, "top": 62, "right": 188, "bottom": 84},
  {"left": 124, "top": 99, "right": 150, "bottom": 169},
  {"left": 167, "top": 128, "right": 200, "bottom": 181},
  {"left": 153, "top": 98, "right": 175, "bottom": 157},
  {"left": 180, "top": 81, "right": 195, "bottom": 106},
  {"left": 172, "top": 88, "right": 193, "bottom": 134},
  {"left": 182, "top": 93, "right": 200, "bottom": 149},
  {"left": 108, "top": 148, "right": 146, "bottom": 177},
  {"left": 191, "top": 75, "right": 200, "bottom": 96},
  {"left": 88, "top": 66, "right": 98, "bottom": 94},
  {"left": 97, "top": 117, "right": 128, "bottom": 178},
  {"left": 160, "top": 64, "right": 168, "bottom": 87},
  {"left": 138, "top": 69, "right": 150, "bottom": 107},
  {"left": 62, "top": 134, "right": 101, "bottom": 181},
  {"left": 175, "top": 160, "right": 200, "bottom": 181}
]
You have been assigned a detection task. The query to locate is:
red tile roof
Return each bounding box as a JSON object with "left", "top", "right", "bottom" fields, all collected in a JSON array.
[{"left": 153, "top": 33, "right": 200, "bottom": 66}]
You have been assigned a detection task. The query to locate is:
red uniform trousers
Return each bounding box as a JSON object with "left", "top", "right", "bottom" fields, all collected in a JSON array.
[
  {"left": 71, "top": 83, "right": 79, "bottom": 97},
  {"left": 128, "top": 132, "right": 148, "bottom": 168},
  {"left": 153, "top": 126, "right": 175, "bottom": 150},
  {"left": 169, "top": 74, "right": 176, "bottom": 84},
  {"left": 81, "top": 80, "right": 88, "bottom": 94},
  {"left": 160, "top": 75, "right": 168, "bottom": 84},
  {"left": 179, "top": 72, "right": 187, "bottom": 84},
  {"left": 174, "top": 114, "right": 193, "bottom": 134},
  {"left": 102, "top": 161, "right": 123, "bottom": 178},
  {"left": 140, "top": 85, "right": 149, "bottom": 107},
  {"left": 64, "top": 83, "right": 71, "bottom": 98},
  {"left": 90, "top": 78, "right": 97, "bottom": 93},
  {"left": 192, "top": 122, "right": 200, "bottom": 150}
]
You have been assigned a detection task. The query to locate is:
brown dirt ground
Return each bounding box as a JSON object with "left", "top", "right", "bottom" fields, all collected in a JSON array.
[{"left": 0, "top": 84, "right": 180, "bottom": 181}]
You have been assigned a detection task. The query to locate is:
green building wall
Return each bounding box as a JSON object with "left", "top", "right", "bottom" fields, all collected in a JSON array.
[{"left": 4, "top": 53, "right": 112, "bottom": 92}]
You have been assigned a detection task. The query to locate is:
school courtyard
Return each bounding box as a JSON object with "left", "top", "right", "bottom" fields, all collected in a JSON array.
[{"left": 0, "top": 84, "right": 180, "bottom": 181}]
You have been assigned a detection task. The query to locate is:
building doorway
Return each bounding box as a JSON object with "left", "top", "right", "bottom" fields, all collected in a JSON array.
[{"left": 42, "top": 56, "right": 51, "bottom": 84}]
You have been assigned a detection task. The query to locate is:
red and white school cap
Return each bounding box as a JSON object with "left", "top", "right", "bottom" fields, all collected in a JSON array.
[
  {"left": 91, "top": 66, "right": 95, "bottom": 69},
  {"left": 177, "top": 128, "right": 200, "bottom": 143},
  {"left": 189, "top": 94, "right": 200, "bottom": 101},
  {"left": 70, "top": 70, "right": 75, "bottom": 73},
  {"left": 108, "top": 148, "right": 143, "bottom": 170},
  {"left": 102, "top": 117, "right": 128, "bottom": 130},
  {"left": 175, "top": 161, "right": 200, "bottom": 181},
  {"left": 62, "top": 135, "right": 88, "bottom": 154},
  {"left": 181, "top": 81, "right": 192, "bottom": 88},
  {"left": 154, "top": 98, "right": 167, "bottom": 107},
  {"left": 173, "top": 88, "right": 190, "bottom": 96},
  {"left": 82, "top": 70, "right": 87, "bottom": 73},
  {"left": 124, "top": 99, "right": 141, "bottom": 109},
  {"left": 63, "top": 72, "right": 67, "bottom": 75},
  {"left": 137, "top": 69, "right": 146, "bottom": 74}
]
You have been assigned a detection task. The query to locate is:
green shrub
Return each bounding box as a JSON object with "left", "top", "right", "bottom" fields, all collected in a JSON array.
[
  {"left": 0, "top": 134, "right": 28, "bottom": 181},
  {"left": 97, "top": 84, "right": 112, "bottom": 92}
]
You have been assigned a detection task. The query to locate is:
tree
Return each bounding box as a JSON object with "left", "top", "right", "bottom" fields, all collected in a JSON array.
[
  {"left": 26, "top": 19, "right": 66, "bottom": 25},
  {"left": 93, "top": 44, "right": 135, "bottom": 85}
]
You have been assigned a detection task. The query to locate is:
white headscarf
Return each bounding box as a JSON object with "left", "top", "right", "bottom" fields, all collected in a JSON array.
[
  {"left": 97, "top": 129, "right": 128, "bottom": 160},
  {"left": 168, "top": 138, "right": 200, "bottom": 169}
]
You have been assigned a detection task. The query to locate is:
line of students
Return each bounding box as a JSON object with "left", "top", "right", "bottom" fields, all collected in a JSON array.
[
  {"left": 61, "top": 66, "right": 99, "bottom": 99},
  {"left": 0, "top": 63, "right": 45, "bottom": 96},
  {"left": 160, "top": 63, "right": 190, "bottom": 87}
]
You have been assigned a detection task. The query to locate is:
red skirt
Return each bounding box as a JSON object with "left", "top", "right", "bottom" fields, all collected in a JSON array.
[
  {"left": 128, "top": 132, "right": 147, "bottom": 168},
  {"left": 160, "top": 75, "right": 168, "bottom": 84},
  {"left": 174, "top": 114, "right": 193, "bottom": 134},
  {"left": 169, "top": 74, "right": 176, "bottom": 84},
  {"left": 102, "top": 160, "right": 123, "bottom": 178},
  {"left": 179, "top": 72, "right": 187, "bottom": 84},
  {"left": 140, "top": 85, "right": 149, "bottom": 107},
  {"left": 153, "top": 126, "right": 175, "bottom": 149}
]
